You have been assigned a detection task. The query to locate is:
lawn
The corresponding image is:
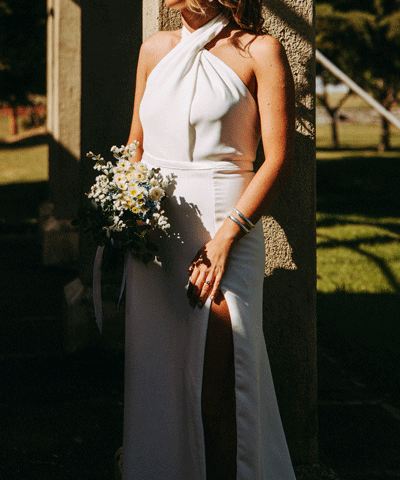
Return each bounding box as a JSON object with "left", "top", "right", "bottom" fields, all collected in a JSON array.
[
  {"left": 316, "top": 91, "right": 373, "bottom": 109},
  {"left": 0, "top": 140, "right": 49, "bottom": 225},
  {"left": 316, "top": 144, "right": 400, "bottom": 401},
  {"left": 317, "top": 123, "right": 400, "bottom": 150},
  {"left": 317, "top": 213, "right": 400, "bottom": 293},
  {"left": 316, "top": 151, "right": 400, "bottom": 294},
  {"left": 316, "top": 118, "right": 400, "bottom": 298},
  {"left": 0, "top": 143, "right": 48, "bottom": 184},
  {"left": 315, "top": 103, "right": 400, "bottom": 400}
]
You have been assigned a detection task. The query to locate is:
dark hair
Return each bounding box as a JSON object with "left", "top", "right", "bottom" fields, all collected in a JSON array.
[{"left": 218, "top": 0, "right": 264, "bottom": 34}]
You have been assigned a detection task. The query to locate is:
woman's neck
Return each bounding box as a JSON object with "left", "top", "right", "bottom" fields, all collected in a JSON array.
[{"left": 181, "top": 8, "right": 221, "bottom": 32}]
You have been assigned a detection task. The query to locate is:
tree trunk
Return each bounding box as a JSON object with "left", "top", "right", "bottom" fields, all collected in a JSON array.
[
  {"left": 331, "top": 113, "right": 340, "bottom": 149},
  {"left": 378, "top": 85, "right": 395, "bottom": 152},
  {"left": 10, "top": 106, "right": 19, "bottom": 135},
  {"left": 378, "top": 116, "right": 390, "bottom": 152}
]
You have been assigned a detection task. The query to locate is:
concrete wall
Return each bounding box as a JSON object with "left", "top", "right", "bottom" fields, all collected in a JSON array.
[
  {"left": 262, "top": 0, "right": 317, "bottom": 464},
  {"left": 47, "top": 0, "right": 81, "bottom": 220}
]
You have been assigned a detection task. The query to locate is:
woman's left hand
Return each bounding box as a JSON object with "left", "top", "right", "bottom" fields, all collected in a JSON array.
[{"left": 187, "top": 237, "right": 233, "bottom": 308}]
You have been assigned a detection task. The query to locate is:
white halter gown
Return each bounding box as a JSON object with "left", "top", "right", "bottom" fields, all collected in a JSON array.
[{"left": 123, "top": 14, "right": 296, "bottom": 480}]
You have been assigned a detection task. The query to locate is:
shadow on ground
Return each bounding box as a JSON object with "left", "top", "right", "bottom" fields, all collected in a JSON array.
[
  {"left": 318, "top": 291, "right": 400, "bottom": 404},
  {"left": 0, "top": 352, "right": 124, "bottom": 480},
  {"left": 317, "top": 153, "right": 400, "bottom": 219},
  {"left": 316, "top": 153, "right": 400, "bottom": 479},
  {"left": 317, "top": 153, "right": 400, "bottom": 398},
  {"left": 0, "top": 147, "right": 399, "bottom": 478},
  {"left": 0, "top": 181, "right": 48, "bottom": 225},
  {"left": 0, "top": 203, "right": 124, "bottom": 479}
]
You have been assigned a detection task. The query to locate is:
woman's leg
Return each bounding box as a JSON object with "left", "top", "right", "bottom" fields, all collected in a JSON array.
[{"left": 201, "top": 291, "right": 237, "bottom": 480}]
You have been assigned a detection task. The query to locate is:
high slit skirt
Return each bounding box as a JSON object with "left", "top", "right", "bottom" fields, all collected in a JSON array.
[{"left": 122, "top": 153, "right": 295, "bottom": 480}]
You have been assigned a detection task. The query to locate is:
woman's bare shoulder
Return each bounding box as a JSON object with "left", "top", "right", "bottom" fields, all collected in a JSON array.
[
  {"left": 140, "top": 30, "right": 182, "bottom": 67},
  {"left": 245, "top": 34, "right": 289, "bottom": 70},
  {"left": 139, "top": 30, "right": 182, "bottom": 75}
]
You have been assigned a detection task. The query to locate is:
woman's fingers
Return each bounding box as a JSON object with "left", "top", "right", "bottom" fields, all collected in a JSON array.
[
  {"left": 196, "top": 275, "right": 214, "bottom": 308},
  {"left": 187, "top": 245, "right": 227, "bottom": 308},
  {"left": 209, "top": 272, "right": 223, "bottom": 302},
  {"left": 187, "top": 269, "right": 223, "bottom": 308},
  {"left": 187, "top": 269, "right": 206, "bottom": 307}
]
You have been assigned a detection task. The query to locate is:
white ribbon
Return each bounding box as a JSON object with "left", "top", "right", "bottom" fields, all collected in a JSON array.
[
  {"left": 93, "top": 245, "right": 105, "bottom": 333},
  {"left": 118, "top": 254, "right": 128, "bottom": 309},
  {"left": 93, "top": 245, "right": 128, "bottom": 334}
]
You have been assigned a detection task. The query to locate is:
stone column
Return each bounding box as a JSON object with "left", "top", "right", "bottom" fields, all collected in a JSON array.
[
  {"left": 46, "top": 0, "right": 142, "bottom": 350},
  {"left": 45, "top": 0, "right": 81, "bottom": 266},
  {"left": 47, "top": 0, "right": 81, "bottom": 220},
  {"left": 142, "top": 0, "right": 317, "bottom": 465},
  {"left": 262, "top": 0, "right": 317, "bottom": 464}
]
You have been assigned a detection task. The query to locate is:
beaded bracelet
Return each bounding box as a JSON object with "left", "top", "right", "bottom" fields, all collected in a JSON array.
[
  {"left": 234, "top": 208, "right": 255, "bottom": 229},
  {"left": 228, "top": 214, "right": 251, "bottom": 234}
]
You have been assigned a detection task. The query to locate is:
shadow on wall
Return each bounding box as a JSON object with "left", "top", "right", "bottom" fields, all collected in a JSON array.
[
  {"left": 264, "top": 0, "right": 314, "bottom": 40},
  {"left": 48, "top": 135, "right": 81, "bottom": 220}
]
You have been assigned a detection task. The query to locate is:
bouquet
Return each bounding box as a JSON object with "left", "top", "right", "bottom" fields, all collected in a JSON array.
[{"left": 75, "top": 141, "right": 172, "bottom": 264}]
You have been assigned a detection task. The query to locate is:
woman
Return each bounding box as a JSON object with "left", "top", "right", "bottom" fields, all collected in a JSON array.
[{"left": 123, "top": 0, "right": 296, "bottom": 478}]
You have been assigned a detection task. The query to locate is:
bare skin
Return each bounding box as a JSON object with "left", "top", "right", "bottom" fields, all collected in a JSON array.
[{"left": 201, "top": 291, "right": 237, "bottom": 479}]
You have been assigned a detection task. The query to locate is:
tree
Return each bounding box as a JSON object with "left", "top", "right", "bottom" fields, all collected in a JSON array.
[
  {"left": 316, "top": 0, "right": 400, "bottom": 151},
  {"left": 0, "top": 0, "right": 46, "bottom": 135},
  {"left": 317, "top": 73, "right": 353, "bottom": 149}
]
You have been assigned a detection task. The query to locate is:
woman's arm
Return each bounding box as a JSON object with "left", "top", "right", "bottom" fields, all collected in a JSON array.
[
  {"left": 126, "top": 43, "right": 147, "bottom": 162},
  {"left": 188, "top": 35, "right": 296, "bottom": 307}
]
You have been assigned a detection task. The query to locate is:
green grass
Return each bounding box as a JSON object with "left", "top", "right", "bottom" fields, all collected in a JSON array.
[
  {"left": 0, "top": 144, "right": 48, "bottom": 184},
  {"left": 317, "top": 122, "right": 400, "bottom": 150},
  {"left": 317, "top": 91, "right": 400, "bottom": 110},
  {"left": 317, "top": 213, "right": 400, "bottom": 293},
  {"left": 0, "top": 141, "right": 49, "bottom": 225},
  {"left": 316, "top": 149, "right": 400, "bottom": 160},
  {"left": 316, "top": 92, "right": 381, "bottom": 109},
  {"left": 316, "top": 150, "right": 400, "bottom": 294},
  {"left": 316, "top": 148, "right": 400, "bottom": 398}
]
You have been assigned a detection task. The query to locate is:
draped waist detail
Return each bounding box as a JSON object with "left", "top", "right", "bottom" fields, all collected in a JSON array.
[{"left": 142, "top": 151, "right": 254, "bottom": 172}]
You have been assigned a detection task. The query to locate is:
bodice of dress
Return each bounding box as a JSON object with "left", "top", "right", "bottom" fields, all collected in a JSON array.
[{"left": 139, "top": 14, "right": 260, "bottom": 167}]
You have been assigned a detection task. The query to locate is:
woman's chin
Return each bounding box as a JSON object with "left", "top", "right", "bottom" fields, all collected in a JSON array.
[{"left": 164, "top": 0, "right": 187, "bottom": 11}]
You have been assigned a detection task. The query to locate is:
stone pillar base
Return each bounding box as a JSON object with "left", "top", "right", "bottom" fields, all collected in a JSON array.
[
  {"left": 39, "top": 202, "right": 79, "bottom": 267},
  {"left": 63, "top": 277, "right": 125, "bottom": 353}
]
